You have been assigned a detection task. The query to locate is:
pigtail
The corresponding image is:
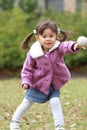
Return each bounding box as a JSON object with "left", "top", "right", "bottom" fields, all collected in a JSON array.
[
  {"left": 20, "top": 32, "right": 34, "bottom": 50},
  {"left": 57, "top": 29, "right": 67, "bottom": 42}
]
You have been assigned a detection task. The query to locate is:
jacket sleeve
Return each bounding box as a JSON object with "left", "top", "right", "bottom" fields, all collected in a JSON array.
[
  {"left": 59, "top": 41, "right": 79, "bottom": 56},
  {"left": 21, "top": 52, "right": 36, "bottom": 86}
]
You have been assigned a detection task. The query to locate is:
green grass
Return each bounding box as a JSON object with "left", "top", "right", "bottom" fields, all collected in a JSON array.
[{"left": 0, "top": 77, "right": 87, "bottom": 130}]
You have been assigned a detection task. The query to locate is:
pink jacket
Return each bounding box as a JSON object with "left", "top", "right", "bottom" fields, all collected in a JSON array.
[{"left": 21, "top": 40, "right": 78, "bottom": 95}]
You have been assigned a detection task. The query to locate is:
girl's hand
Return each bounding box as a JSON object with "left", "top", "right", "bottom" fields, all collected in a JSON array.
[
  {"left": 73, "top": 43, "right": 85, "bottom": 50},
  {"left": 22, "top": 84, "right": 29, "bottom": 90}
]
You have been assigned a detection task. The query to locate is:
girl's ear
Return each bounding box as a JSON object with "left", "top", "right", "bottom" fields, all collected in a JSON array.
[{"left": 35, "top": 35, "right": 39, "bottom": 40}]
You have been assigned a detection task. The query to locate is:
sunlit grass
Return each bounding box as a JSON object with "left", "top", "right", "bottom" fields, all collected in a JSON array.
[{"left": 0, "top": 77, "right": 87, "bottom": 130}]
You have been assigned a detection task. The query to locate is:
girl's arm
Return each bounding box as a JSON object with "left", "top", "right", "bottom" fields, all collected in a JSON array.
[
  {"left": 21, "top": 52, "right": 36, "bottom": 89},
  {"left": 59, "top": 36, "right": 87, "bottom": 55}
]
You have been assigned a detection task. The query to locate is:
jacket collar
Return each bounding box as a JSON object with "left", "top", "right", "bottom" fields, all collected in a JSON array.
[{"left": 29, "top": 40, "right": 60, "bottom": 58}]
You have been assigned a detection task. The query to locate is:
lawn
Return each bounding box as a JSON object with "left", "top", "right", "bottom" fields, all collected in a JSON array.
[{"left": 0, "top": 77, "right": 87, "bottom": 130}]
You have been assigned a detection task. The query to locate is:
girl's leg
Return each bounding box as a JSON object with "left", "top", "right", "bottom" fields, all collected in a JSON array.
[
  {"left": 49, "top": 97, "right": 64, "bottom": 128},
  {"left": 11, "top": 98, "right": 34, "bottom": 122}
]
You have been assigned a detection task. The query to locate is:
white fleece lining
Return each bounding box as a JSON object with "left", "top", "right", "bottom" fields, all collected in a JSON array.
[{"left": 29, "top": 40, "right": 60, "bottom": 58}]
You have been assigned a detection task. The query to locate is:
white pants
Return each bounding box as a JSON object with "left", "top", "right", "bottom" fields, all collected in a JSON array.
[{"left": 12, "top": 97, "right": 64, "bottom": 127}]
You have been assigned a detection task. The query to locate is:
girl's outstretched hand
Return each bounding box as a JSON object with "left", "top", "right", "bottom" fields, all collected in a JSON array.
[
  {"left": 73, "top": 43, "right": 85, "bottom": 51},
  {"left": 73, "top": 44, "right": 86, "bottom": 50}
]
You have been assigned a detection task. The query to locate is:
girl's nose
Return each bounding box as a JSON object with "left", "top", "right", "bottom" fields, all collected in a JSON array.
[{"left": 46, "top": 37, "right": 50, "bottom": 40}]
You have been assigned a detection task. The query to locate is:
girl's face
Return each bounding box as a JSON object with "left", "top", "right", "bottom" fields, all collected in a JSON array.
[{"left": 37, "top": 28, "right": 57, "bottom": 53}]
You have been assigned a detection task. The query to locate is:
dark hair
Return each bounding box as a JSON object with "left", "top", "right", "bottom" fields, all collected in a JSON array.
[{"left": 21, "top": 20, "right": 67, "bottom": 50}]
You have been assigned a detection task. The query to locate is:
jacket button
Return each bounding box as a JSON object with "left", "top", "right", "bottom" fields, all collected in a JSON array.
[{"left": 45, "top": 63, "right": 48, "bottom": 65}]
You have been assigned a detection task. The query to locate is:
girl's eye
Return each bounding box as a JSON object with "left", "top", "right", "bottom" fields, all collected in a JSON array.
[
  {"left": 50, "top": 35, "right": 53, "bottom": 37},
  {"left": 43, "top": 36, "right": 46, "bottom": 38},
  {"left": 42, "top": 35, "right": 53, "bottom": 38}
]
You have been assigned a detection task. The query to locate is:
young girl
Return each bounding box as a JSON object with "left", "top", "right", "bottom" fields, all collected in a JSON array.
[{"left": 10, "top": 20, "right": 86, "bottom": 130}]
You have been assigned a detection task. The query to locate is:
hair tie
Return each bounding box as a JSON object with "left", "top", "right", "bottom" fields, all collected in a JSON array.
[
  {"left": 57, "top": 28, "right": 61, "bottom": 34},
  {"left": 33, "top": 29, "right": 37, "bottom": 35}
]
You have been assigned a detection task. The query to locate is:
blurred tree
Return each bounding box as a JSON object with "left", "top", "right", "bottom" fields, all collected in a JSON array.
[
  {"left": 0, "top": 0, "right": 15, "bottom": 10},
  {"left": 18, "top": 0, "right": 38, "bottom": 13}
]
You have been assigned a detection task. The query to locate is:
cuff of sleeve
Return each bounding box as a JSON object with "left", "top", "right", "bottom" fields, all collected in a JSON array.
[{"left": 71, "top": 43, "right": 80, "bottom": 51}]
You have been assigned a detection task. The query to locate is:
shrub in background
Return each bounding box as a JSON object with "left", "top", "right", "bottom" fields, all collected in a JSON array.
[{"left": 0, "top": 8, "right": 87, "bottom": 71}]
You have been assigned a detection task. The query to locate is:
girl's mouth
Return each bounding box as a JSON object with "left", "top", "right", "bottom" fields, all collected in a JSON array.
[{"left": 46, "top": 43, "right": 52, "bottom": 45}]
